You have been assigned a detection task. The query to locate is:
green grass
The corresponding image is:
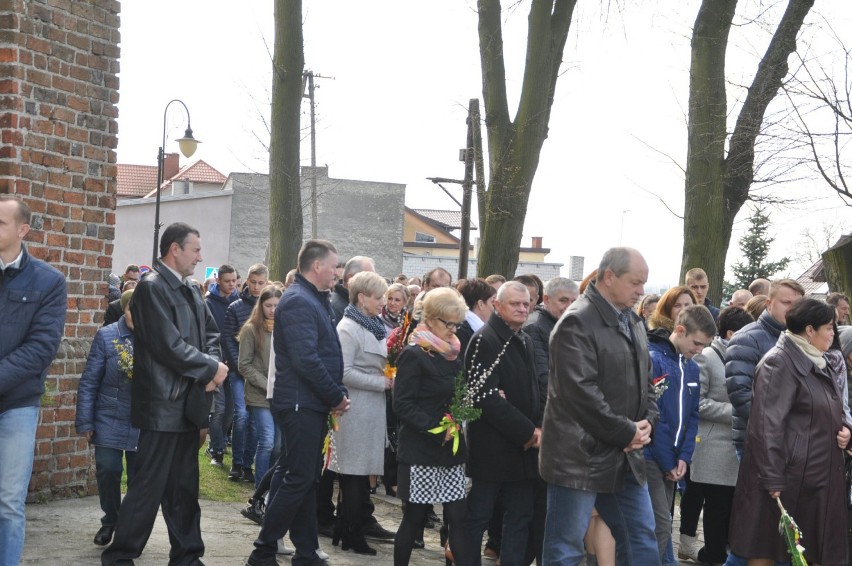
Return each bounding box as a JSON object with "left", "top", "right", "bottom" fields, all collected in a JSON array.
[
  {"left": 198, "top": 446, "right": 256, "bottom": 502},
  {"left": 119, "top": 444, "right": 255, "bottom": 503}
]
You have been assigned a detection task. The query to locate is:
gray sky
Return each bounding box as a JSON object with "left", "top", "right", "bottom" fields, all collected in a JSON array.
[{"left": 117, "top": 1, "right": 852, "bottom": 292}]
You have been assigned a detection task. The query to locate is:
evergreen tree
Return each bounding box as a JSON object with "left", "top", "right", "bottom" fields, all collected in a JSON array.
[{"left": 724, "top": 206, "right": 790, "bottom": 298}]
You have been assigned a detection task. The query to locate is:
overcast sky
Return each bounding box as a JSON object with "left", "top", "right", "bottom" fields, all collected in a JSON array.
[{"left": 117, "top": 1, "right": 852, "bottom": 291}]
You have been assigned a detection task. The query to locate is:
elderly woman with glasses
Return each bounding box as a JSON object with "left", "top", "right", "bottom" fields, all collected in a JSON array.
[{"left": 393, "top": 287, "right": 474, "bottom": 566}]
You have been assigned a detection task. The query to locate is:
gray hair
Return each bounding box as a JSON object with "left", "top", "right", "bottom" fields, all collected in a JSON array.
[
  {"left": 598, "top": 247, "right": 636, "bottom": 278},
  {"left": 545, "top": 277, "right": 578, "bottom": 297},
  {"left": 496, "top": 280, "right": 530, "bottom": 302},
  {"left": 343, "top": 256, "right": 375, "bottom": 284}
]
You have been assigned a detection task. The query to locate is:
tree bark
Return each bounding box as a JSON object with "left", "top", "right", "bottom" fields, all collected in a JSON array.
[
  {"left": 475, "top": 0, "right": 576, "bottom": 278},
  {"left": 268, "top": 0, "right": 304, "bottom": 280},
  {"left": 681, "top": 0, "right": 814, "bottom": 304}
]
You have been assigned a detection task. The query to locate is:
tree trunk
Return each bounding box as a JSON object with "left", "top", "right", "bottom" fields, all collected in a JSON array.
[
  {"left": 475, "top": 0, "right": 576, "bottom": 277},
  {"left": 268, "top": 0, "right": 304, "bottom": 281},
  {"left": 681, "top": 0, "right": 814, "bottom": 305}
]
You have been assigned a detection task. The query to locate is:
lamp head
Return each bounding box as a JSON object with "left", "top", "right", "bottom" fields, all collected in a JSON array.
[{"left": 176, "top": 127, "right": 200, "bottom": 158}]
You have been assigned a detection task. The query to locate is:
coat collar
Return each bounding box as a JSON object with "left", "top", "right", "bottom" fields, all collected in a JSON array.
[
  {"left": 117, "top": 315, "right": 133, "bottom": 339},
  {"left": 776, "top": 332, "right": 824, "bottom": 378},
  {"left": 487, "top": 310, "right": 524, "bottom": 343},
  {"left": 153, "top": 260, "right": 184, "bottom": 290}
]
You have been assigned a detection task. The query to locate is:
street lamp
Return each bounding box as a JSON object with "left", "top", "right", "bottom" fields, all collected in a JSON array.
[{"left": 152, "top": 99, "right": 200, "bottom": 265}]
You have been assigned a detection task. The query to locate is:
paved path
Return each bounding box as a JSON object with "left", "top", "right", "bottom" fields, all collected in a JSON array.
[{"left": 23, "top": 492, "right": 701, "bottom": 565}]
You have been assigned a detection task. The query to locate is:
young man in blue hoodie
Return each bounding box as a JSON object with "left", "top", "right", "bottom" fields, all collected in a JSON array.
[{"left": 644, "top": 304, "right": 716, "bottom": 566}]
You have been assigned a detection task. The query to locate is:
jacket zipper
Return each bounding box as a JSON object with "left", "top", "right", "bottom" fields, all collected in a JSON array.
[{"left": 674, "top": 354, "right": 685, "bottom": 448}]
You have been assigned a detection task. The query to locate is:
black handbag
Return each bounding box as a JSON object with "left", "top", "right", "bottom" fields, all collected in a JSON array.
[{"left": 845, "top": 454, "right": 852, "bottom": 509}]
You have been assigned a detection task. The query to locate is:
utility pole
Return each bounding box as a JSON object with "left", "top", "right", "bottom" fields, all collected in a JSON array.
[
  {"left": 302, "top": 70, "right": 333, "bottom": 238},
  {"left": 458, "top": 100, "right": 477, "bottom": 280}
]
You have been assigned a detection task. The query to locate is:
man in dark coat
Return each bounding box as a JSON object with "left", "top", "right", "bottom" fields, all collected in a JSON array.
[
  {"left": 465, "top": 281, "right": 545, "bottom": 566},
  {"left": 0, "top": 196, "right": 67, "bottom": 566},
  {"left": 725, "top": 278, "right": 804, "bottom": 458},
  {"left": 524, "top": 277, "right": 579, "bottom": 385},
  {"left": 102, "top": 222, "right": 228, "bottom": 565},
  {"left": 540, "top": 247, "right": 660, "bottom": 564},
  {"left": 246, "top": 239, "right": 351, "bottom": 566}
]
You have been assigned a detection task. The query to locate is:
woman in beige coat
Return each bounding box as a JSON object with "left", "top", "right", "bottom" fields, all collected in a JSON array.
[{"left": 332, "top": 271, "right": 393, "bottom": 555}]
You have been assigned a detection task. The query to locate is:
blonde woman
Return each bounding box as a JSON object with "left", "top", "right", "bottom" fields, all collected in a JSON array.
[{"left": 332, "top": 271, "right": 394, "bottom": 555}]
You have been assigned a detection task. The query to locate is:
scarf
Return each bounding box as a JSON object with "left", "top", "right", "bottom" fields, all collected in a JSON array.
[
  {"left": 785, "top": 331, "right": 827, "bottom": 370},
  {"left": 380, "top": 306, "right": 404, "bottom": 329},
  {"left": 264, "top": 318, "right": 274, "bottom": 333},
  {"left": 344, "top": 304, "right": 387, "bottom": 341},
  {"left": 408, "top": 323, "right": 461, "bottom": 361}
]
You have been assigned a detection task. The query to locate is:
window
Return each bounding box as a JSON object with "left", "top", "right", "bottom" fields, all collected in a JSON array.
[{"left": 415, "top": 231, "right": 436, "bottom": 243}]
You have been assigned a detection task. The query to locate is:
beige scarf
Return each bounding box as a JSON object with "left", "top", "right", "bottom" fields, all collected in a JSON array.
[{"left": 785, "top": 330, "right": 826, "bottom": 370}]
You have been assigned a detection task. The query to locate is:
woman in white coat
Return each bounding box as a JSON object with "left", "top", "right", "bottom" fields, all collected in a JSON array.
[{"left": 332, "top": 271, "right": 393, "bottom": 555}]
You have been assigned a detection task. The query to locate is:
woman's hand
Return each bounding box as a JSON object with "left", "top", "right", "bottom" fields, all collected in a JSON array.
[
  {"left": 837, "top": 426, "right": 851, "bottom": 450},
  {"left": 769, "top": 490, "right": 781, "bottom": 499},
  {"left": 384, "top": 377, "right": 394, "bottom": 390},
  {"left": 444, "top": 429, "right": 454, "bottom": 442}
]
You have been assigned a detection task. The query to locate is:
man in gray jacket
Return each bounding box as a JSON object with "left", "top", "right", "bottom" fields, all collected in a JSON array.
[{"left": 540, "top": 247, "right": 660, "bottom": 565}]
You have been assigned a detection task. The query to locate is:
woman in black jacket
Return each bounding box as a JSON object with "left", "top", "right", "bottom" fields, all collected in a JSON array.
[{"left": 393, "top": 287, "right": 474, "bottom": 566}]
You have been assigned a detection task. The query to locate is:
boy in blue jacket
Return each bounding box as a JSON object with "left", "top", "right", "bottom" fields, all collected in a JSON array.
[{"left": 644, "top": 304, "right": 716, "bottom": 566}]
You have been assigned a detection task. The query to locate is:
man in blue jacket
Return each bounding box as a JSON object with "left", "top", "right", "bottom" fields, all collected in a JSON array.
[
  {"left": 0, "top": 195, "right": 67, "bottom": 566},
  {"left": 204, "top": 264, "right": 239, "bottom": 467},
  {"left": 644, "top": 305, "right": 715, "bottom": 566},
  {"left": 247, "top": 239, "right": 350, "bottom": 566}
]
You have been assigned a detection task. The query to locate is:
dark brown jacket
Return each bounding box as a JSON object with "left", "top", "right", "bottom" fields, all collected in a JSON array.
[
  {"left": 728, "top": 333, "right": 848, "bottom": 565},
  {"left": 539, "top": 282, "right": 658, "bottom": 492}
]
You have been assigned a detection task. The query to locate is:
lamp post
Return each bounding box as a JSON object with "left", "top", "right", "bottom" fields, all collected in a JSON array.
[{"left": 152, "top": 99, "right": 200, "bottom": 265}]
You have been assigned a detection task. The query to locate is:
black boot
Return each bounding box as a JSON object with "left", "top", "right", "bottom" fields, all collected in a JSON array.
[{"left": 341, "top": 526, "right": 377, "bottom": 556}]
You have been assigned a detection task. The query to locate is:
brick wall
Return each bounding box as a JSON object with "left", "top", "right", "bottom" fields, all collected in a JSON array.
[{"left": 0, "top": 0, "right": 120, "bottom": 500}]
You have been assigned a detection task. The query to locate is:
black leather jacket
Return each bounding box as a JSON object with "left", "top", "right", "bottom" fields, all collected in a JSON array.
[{"left": 129, "top": 263, "right": 221, "bottom": 432}]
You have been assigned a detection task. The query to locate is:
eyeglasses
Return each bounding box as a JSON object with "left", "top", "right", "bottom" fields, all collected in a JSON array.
[{"left": 437, "top": 317, "right": 462, "bottom": 331}]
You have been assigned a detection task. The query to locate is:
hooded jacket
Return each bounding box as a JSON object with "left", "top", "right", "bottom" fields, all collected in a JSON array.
[
  {"left": 643, "top": 329, "right": 700, "bottom": 472},
  {"left": 222, "top": 287, "right": 258, "bottom": 371},
  {"left": 205, "top": 283, "right": 238, "bottom": 334}
]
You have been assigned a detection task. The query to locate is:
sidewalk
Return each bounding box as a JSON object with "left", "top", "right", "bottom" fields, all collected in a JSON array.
[{"left": 22, "top": 492, "right": 701, "bottom": 565}]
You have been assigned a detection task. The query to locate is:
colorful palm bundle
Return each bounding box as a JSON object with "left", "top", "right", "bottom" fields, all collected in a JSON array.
[
  {"left": 428, "top": 335, "right": 507, "bottom": 453},
  {"left": 321, "top": 414, "right": 339, "bottom": 472},
  {"left": 384, "top": 311, "right": 412, "bottom": 379},
  {"left": 776, "top": 497, "right": 808, "bottom": 566},
  {"left": 652, "top": 372, "right": 669, "bottom": 399}
]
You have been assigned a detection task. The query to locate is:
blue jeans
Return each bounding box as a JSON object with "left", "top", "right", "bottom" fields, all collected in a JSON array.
[
  {"left": 94, "top": 446, "right": 136, "bottom": 527},
  {"left": 466, "top": 478, "right": 535, "bottom": 566},
  {"left": 0, "top": 406, "right": 39, "bottom": 566},
  {"left": 249, "top": 406, "right": 275, "bottom": 489},
  {"left": 208, "top": 374, "right": 234, "bottom": 454},
  {"left": 542, "top": 471, "right": 660, "bottom": 566},
  {"left": 230, "top": 376, "right": 257, "bottom": 468}
]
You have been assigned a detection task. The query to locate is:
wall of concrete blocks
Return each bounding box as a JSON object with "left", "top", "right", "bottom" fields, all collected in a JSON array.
[{"left": 0, "top": 0, "right": 120, "bottom": 500}]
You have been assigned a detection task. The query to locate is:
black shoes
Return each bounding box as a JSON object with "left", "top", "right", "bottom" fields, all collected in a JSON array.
[
  {"left": 93, "top": 525, "right": 114, "bottom": 546},
  {"left": 205, "top": 447, "right": 224, "bottom": 467},
  {"left": 228, "top": 464, "right": 243, "bottom": 481},
  {"left": 413, "top": 538, "right": 425, "bottom": 549},
  {"left": 425, "top": 509, "right": 441, "bottom": 529},
  {"left": 341, "top": 527, "right": 377, "bottom": 556},
  {"left": 362, "top": 521, "right": 396, "bottom": 541},
  {"left": 240, "top": 498, "right": 265, "bottom": 525},
  {"left": 245, "top": 554, "right": 279, "bottom": 566},
  {"left": 241, "top": 467, "right": 255, "bottom": 484}
]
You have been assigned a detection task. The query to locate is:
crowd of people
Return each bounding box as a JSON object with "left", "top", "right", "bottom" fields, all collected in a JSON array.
[
  {"left": 2, "top": 199, "right": 852, "bottom": 566},
  {"left": 72, "top": 236, "right": 852, "bottom": 566}
]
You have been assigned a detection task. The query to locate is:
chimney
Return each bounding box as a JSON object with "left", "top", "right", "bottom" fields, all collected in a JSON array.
[
  {"left": 532, "top": 236, "right": 543, "bottom": 249},
  {"left": 163, "top": 152, "right": 180, "bottom": 181}
]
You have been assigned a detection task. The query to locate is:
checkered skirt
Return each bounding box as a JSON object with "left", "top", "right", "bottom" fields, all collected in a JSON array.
[{"left": 397, "top": 463, "right": 466, "bottom": 504}]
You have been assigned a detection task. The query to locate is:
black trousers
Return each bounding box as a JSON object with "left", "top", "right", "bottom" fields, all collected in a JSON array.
[
  {"left": 101, "top": 429, "right": 203, "bottom": 566},
  {"left": 694, "top": 482, "right": 734, "bottom": 563},
  {"left": 250, "top": 408, "right": 325, "bottom": 565},
  {"left": 678, "top": 465, "right": 704, "bottom": 536}
]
